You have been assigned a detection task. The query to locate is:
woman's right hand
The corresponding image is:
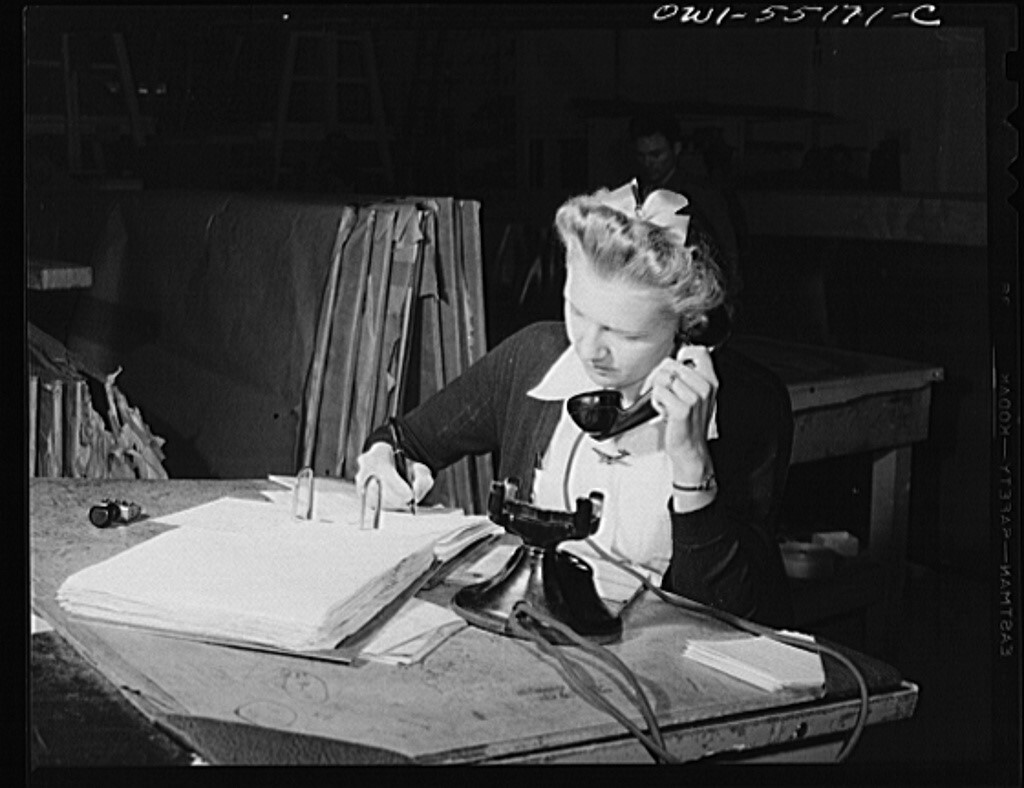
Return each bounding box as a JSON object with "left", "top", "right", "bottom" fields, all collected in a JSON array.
[{"left": 354, "top": 442, "right": 435, "bottom": 510}]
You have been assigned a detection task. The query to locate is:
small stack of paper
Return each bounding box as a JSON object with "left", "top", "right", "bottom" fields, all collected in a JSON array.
[
  {"left": 359, "top": 598, "right": 467, "bottom": 665},
  {"left": 57, "top": 489, "right": 499, "bottom": 654},
  {"left": 683, "top": 632, "right": 826, "bottom": 693}
]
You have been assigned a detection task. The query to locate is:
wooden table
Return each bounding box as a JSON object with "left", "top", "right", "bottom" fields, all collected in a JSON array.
[
  {"left": 729, "top": 334, "right": 944, "bottom": 655},
  {"left": 30, "top": 478, "right": 917, "bottom": 766}
]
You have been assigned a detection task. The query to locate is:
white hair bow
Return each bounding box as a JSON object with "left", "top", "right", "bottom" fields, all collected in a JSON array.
[{"left": 594, "top": 179, "right": 691, "bottom": 239}]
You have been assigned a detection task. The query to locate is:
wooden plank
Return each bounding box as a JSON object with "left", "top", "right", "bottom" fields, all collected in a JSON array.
[
  {"left": 371, "top": 204, "right": 424, "bottom": 430},
  {"left": 456, "top": 200, "right": 489, "bottom": 363},
  {"left": 374, "top": 208, "right": 411, "bottom": 423},
  {"left": 786, "top": 369, "right": 944, "bottom": 413},
  {"left": 450, "top": 205, "right": 484, "bottom": 512},
  {"left": 81, "top": 385, "right": 115, "bottom": 479},
  {"left": 366, "top": 208, "right": 400, "bottom": 432},
  {"left": 37, "top": 378, "right": 64, "bottom": 477},
  {"left": 427, "top": 198, "right": 464, "bottom": 380},
  {"left": 75, "top": 382, "right": 99, "bottom": 479},
  {"left": 444, "top": 198, "right": 479, "bottom": 512},
  {"left": 392, "top": 271, "right": 418, "bottom": 418},
  {"left": 28, "top": 322, "right": 105, "bottom": 382},
  {"left": 448, "top": 199, "right": 472, "bottom": 372},
  {"left": 729, "top": 739, "right": 845, "bottom": 763},
  {"left": 27, "top": 258, "right": 93, "bottom": 291},
  {"left": 299, "top": 207, "right": 358, "bottom": 472},
  {"left": 868, "top": 446, "right": 914, "bottom": 563},
  {"left": 457, "top": 199, "right": 494, "bottom": 512},
  {"left": 415, "top": 210, "right": 446, "bottom": 400},
  {"left": 318, "top": 209, "right": 376, "bottom": 478},
  {"left": 430, "top": 197, "right": 466, "bottom": 388},
  {"left": 406, "top": 207, "right": 456, "bottom": 507},
  {"left": 412, "top": 210, "right": 456, "bottom": 507},
  {"left": 107, "top": 385, "right": 169, "bottom": 480},
  {"left": 867, "top": 445, "right": 914, "bottom": 658},
  {"left": 431, "top": 197, "right": 475, "bottom": 512},
  {"left": 729, "top": 333, "right": 944, "bottom": 412},
  {"left": 62, "top": 379, "right": 87, "bottom": 478},
  {"left": 489, "top": 683, "right": 918, "bottom": 764},
  {"left": 790, "top": 387, "right": 933, "bottom": 464},
  {"left": 343, "top": 208, "right": 397, "bottom": 473},
  {"left": 29, "top": 375, "right": 38, "bottom": 478},
  {"left": 49, "top": 379, "right": 66, "bottom": 477}
]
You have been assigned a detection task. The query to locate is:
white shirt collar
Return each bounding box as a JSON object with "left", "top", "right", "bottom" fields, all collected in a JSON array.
[{"left": 527, "top": 346, "right": 592, "bottom": 401}]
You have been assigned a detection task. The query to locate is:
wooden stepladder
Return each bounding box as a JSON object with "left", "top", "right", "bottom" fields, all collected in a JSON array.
[
  {"left": 272, "top": 30, "right": 394, "bottom": 191},
  {"left": 26, "top": 31, "right": 146, "bottom": 177}
]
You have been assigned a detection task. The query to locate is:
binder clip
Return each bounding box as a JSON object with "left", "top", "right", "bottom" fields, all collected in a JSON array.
[
  {"left": 360, "top": 475, "right": 383, "bottom": 530},
  {"left": 293, "top": 467, "right": 315, "bottom": 520}
]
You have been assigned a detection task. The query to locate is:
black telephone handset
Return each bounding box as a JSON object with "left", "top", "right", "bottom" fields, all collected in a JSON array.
[{"left": 566, "top": 305, "right": 731, "bottom": 442}]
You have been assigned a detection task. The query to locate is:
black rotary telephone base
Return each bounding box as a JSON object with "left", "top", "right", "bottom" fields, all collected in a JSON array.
[{"left": 451, "top": 543, "right": 622, "bottom": 645}]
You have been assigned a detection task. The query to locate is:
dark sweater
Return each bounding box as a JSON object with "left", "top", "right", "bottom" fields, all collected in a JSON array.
[{"left": 367, "top": 321, "right": 794, "bottom": 627}]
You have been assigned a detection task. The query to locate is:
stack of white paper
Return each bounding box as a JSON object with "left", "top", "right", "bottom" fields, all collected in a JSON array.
[
  {"left": 683, "top": 632, "right": 826, "bottom": 693},
  {"left": 57, "top": 495, "right": 498, "bottom": 653}
]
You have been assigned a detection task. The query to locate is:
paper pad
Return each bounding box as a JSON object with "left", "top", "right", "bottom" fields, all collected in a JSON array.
[{"left": 683, "top": 631, "right": 826, "bottom": 693}]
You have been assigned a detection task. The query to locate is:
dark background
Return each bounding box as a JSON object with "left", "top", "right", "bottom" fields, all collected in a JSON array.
[
  {"left": 25, "top": 1, "right": 1008, "bottom": 575},
  {"left": 25, "top": 2, "right": 1019, "bottom": 774}
]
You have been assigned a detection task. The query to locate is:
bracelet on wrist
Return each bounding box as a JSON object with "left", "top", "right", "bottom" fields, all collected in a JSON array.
[{"left": 672, "top": 474, "right": 716, "bottom": 492}]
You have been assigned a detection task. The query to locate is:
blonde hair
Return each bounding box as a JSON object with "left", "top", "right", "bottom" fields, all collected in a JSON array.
[{"left": 554, "top": 194, "right": 730, "bottom": 338}]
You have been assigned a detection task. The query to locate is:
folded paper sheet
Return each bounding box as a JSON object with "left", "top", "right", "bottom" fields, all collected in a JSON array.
[
  {"left": 683, "top": 631, "right": 826, "bottom": 694},
  {"left": 360, "top": 598, "right": 467, "bottom": 665},
  {"left": 58, "top": 493, "right": 497, "bottom": 653}
]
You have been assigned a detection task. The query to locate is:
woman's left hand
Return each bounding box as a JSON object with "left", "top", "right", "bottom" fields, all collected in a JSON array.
[{"left": 648, "top": 344, "right": 718, "bottom": 478}]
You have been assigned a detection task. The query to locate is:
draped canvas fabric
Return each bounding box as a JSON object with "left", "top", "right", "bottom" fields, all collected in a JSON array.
[
  {"left": 29, "top": 189, "right": 492, "bottom": 511},
  {"left": 30, "top": 189, "right": 361, "bottom": 478}
]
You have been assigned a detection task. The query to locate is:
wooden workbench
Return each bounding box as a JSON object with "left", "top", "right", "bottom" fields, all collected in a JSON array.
[
  {"left": 31, "top": 478, "right": 917, "bottom": 766},
  {"left": 730, "top": 334, "right": 944, "bottom": 654}
]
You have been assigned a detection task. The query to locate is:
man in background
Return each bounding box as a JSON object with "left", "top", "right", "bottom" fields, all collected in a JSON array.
[{"left": 629, "top": 111, "right": 745, "bottom": 290}]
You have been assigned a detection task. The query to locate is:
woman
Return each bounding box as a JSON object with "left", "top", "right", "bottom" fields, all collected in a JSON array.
[{"left": 356, "top": 181, "right": 793, "bottom": 627}]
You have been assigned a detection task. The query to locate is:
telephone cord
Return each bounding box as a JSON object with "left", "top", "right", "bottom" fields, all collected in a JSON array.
[
  {"left": 579, "top": 534, "right": 871, "bottom": 762},
  {"left": 507, "top": 602, "right": 680, "bottom": 764},
  {"left": 551, "top": 428, "right": 870, "bottom": 762},
  {"left": 517, "top": 600, "right": 666, "bottom": 751}
]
